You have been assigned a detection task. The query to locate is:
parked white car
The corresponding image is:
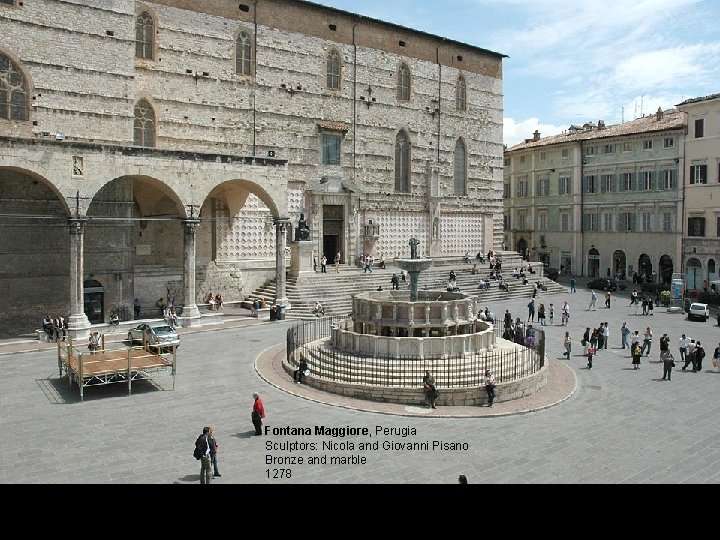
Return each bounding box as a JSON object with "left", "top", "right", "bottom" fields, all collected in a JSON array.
[
  {"left": 127, "top": 322, "right": 180, "bottom": 352},
  {"left": 688, "top": 302, "right": 710, "bottom": 322}
]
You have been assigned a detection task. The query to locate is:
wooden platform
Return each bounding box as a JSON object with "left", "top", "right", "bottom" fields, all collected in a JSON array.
[{"left": 58, "top": 341, "right": 176, "bottom": 402}]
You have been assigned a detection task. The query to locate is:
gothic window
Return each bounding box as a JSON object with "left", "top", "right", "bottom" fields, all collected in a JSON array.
[
  {"left": 453, "top": 139, "right": 467, "bottom": 196},
  {"left": 395, "top": 130, "right": 411, "bottom": 192},
  {"left": 133, "top": 98, "right": 156, "bottom": 147},
  {"left": 0, "top": 53, "right": 28, "bottom": 120},
  {"left": 235, "top": 32, "right": 252, "bottom": 75},
  {"left": 135, "top": 11, "right": 155, "bottom": 60},
  {"left": 397, "top": 63, "right": 410, "bottom": 101},
  {"left": 326, "top": 49, "right": 341, "bottom": 90},
  {"left": 456, "top": 75, "right": 466, "bottom": 111}
]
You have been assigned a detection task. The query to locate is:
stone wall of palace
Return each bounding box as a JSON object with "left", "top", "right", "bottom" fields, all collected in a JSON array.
[{"left": 0, "top": 0, "right": 504, "bottom": 333}]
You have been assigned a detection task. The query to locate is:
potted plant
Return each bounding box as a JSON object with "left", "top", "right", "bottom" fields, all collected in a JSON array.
[{"left": 660, "top": 290, "right": 671, "bottom": 307}]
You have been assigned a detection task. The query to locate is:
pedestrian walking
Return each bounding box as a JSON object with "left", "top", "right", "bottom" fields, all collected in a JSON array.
[
  {"left": 678, "top": 334, "right": 688, "bottom": 363},
  {"left": 682, "top": 339, "right": 696, "bottom": 371},
  {"left": 630, "top": 290, "right": 638, "bottom": 306},
  {"left": 694, "top": 342, "right": 706, "bottom": 372},
  {"left": 251, "top": 392, "right": 265, "bottom": 435},
  {"left": 712, "top": 342, "right": 720, "bottom": 373},
  {"left": 620, "top": 322, "right": 630, "bottom": 349},
  {"left": 647, "top": 298, "right": 654, "bottom": 316},
  {"left": 605, "top": 290, "right": 611, "bottom": 309},
  {"left": 631, "top": 341, "right": 642, "bottom": 369},
  {"left": 563, "top": 331, "right": 572, "bottom": 359},
  {"left": 642, "top": 327, "right": 653, "bottom": 356},
  {"left": 587, "top": 343, "right": 596, "bottom": 369},
  {"left": 570, "top": 276, "right": 576, "bottom": 293},
  {"left": 661, "top": 351, "right": 674, "bottom": 380},
  {"left": 527, "top": 298, "right": 535, "bottom": 322},
  {"left": 659, "top": 333, "right": 670, "bottom": 361},
  {"left": 582, "top": 327, "right": 590, "bottom": 356},
  {"left": 195, "top": 427, "right": 213, "bottom": 484},
  {"left": 561, "top": 301, "right": 570, "bottom": 326},
  {"left": 548, "top": 303, "right": 554, "bottom": 325},
  {"left": 602, "top": 322, "right": 609, "bottom": 349},
  {"left": 588, "top": 290, "right": 597, "bottom": 311},
  {"left": 208, "top": 427, "right": 221, "bottom": 478},
  {"left": 334, "top": 251, "right": 341, "bottom": 273},
  {"left": 538, "top": 303, "right": 546, "bottom": 326},
  {"left": 391, "top": 273, "right": 400, "bottom": 290}
]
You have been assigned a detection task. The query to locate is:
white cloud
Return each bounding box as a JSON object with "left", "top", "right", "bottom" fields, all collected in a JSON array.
[
  {"left": 610, "top": 44, "right": 720, "bottom": 91},
  {"left": 504, "top": 117, "right": 566, "bottom": 147}
]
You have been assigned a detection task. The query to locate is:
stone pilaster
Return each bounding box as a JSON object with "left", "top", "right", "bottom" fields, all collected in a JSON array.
[{"left": 274, "top": 217, "right": 291, "bottom": 309}]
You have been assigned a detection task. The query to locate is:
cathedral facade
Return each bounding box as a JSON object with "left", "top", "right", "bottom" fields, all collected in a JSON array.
[{"left": 0, "top": 0, "right": 505, "bottom": 335}]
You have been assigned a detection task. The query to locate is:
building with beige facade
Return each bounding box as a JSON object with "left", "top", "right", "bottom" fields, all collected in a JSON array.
[
  {"left": 0, "top": 0, "right": 506, "bottom": 335},
  {"left": 503, "top": 109, "right": 685, "bottom": 284},
  {"left": 677, "top": 93, "right": 720, "bottom": 290}
]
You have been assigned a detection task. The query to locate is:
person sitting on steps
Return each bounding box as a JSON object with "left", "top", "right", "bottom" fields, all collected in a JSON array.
[{"left": 293, "top": 355, "right": 309, "bottom": 384}]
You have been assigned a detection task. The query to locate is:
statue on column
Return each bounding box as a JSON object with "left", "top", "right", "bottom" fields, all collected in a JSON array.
[
  {"left": 409, "top": 237, "right": 420, "bottom": 259},
  {"left": 294, "top": 212, "right": 310, "bottom": 241}
]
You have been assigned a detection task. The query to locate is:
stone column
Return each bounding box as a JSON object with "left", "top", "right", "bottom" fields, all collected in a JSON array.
[
  {"left": 181, "top": 219, "right": 202, "bottom": 324},
  {"left": 274, "top": 217, "right": 291, "bottom": 309},
  {"left": 67, "top": 218, "right": 90, "bottom": 338}
]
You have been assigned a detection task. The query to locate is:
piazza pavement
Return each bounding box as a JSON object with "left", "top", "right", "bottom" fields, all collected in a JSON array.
[{"left": 1, "top": 276, "right": 719, "bottom": 484}]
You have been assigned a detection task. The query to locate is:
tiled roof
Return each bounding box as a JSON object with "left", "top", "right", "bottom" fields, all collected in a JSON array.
[
  {"left": 677, "top": 93, "right": 720, "bottom": 106},
  {"left": 507, "top": 109, "right": 686, "bottom": 151},
  {"left": 317, "top": 120, "right": 350, "bottom": 132}
]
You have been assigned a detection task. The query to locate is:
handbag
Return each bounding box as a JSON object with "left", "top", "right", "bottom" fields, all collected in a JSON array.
[
  {"left": 671, "top": 361, "right": 676, "bottom": 367},
  {"left": 712, "top": 359, "right": 718, "bottom": 369}
]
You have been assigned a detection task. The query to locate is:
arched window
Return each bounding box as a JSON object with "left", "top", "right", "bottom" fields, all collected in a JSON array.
[
  {"left": 135, "top": 11, "right": 155, "bottom": 60},
  {"left": 134, "top": 99, "right": 156, "bottom": 147},
  {"left": 397, "top": 63, "right": 410, "bottom": 101},
  {"left": 453, "top": 138, "right": 467, "bottom": 195},
  {"left": 395, "top": 130, "right": 411, "bottom": 193},
  {"left": 0, "top": 53, "right": 29, "bottom": 120},
  {"left": 326, "top": 49, "right": 341, "bottom": 90},
  {"left": 235, "top": 31, "right": 252, "bottom": 75},
  {"left": 456, "top": 75, "right": 467, "bottom": 111}
]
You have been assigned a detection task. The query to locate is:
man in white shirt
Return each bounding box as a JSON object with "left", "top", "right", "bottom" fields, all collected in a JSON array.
[
  {"left": 561, "top": 301, "right": 570, "bottom": 326},
  {"left": 678, "top": 334, "right": 689, "bottom": 363}
]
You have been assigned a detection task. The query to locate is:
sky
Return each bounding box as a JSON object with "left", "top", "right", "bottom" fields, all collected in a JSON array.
[{"left": 310, "top": 0, "right": 720, "bottom": 147}]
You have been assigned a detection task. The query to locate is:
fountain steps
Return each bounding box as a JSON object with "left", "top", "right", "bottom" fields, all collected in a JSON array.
[{"left": 248, "top": 259, "right": 565, "bottom": 319}]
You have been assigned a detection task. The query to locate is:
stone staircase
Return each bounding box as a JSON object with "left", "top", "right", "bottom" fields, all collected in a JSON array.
[{"left": 246, "top": 251, "right": 567, "bottom": 320}]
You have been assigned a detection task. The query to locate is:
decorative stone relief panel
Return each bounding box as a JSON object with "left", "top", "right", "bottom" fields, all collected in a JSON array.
[
  {"left": 376, "top": 212, "right": 429, "bottom": 259},
  {"left": 215, "top": 195, "right": 275, "bottom": 260},
  {"left": 287, "top": 183, "right": 305, "bottom": 221},
  {"left": 440, "top": 214, "right": 486, "bottom": 256}
]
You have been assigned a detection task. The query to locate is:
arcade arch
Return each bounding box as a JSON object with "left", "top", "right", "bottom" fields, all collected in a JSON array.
[
  {"left": 613, "top": 250, "right": 626, "bottom": 280},
  {"left": 0, "top": 154, "right": 290, "bottom": 336},
  {"left": 659, "top": 255, "right": 674, "bottom": 285}
]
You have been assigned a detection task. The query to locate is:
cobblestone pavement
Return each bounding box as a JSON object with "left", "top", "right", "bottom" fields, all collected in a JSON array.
[{"left": 1, "top": 280, "right": 719, "bottom": 484}]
